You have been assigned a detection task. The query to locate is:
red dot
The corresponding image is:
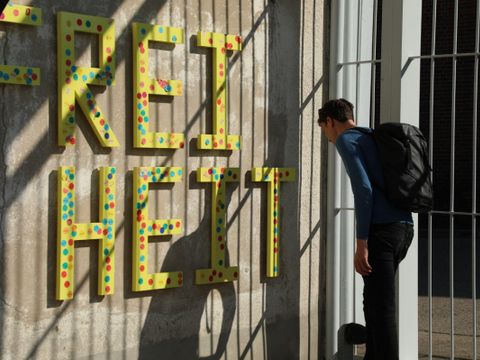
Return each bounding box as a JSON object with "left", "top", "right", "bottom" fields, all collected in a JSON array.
[
  {"left": 0, "top": 13, "right": 4, "bottom": 20},
  {"left": 274, "top": 237, "right": 278, "bottom": 243},
  {"left": 66, "top": 34, "right": 72, "bottom": 42},
  {"left": 64, "top": 281, "right": 70, "bottom": 288},
  {"left": 106, "top": 47, "right": 112, "bottom": 54},
  {"left": 68, "top": 239, "right": 73, "bottom": 245},
  {"left": 218, "top": 272, "right": 223, "bottom": 277},
  {"left": 138, "top": 116, "right": 143, "bottom": 123},
  {"left": 148, "top": 279, "right": 153, "bottom": 285},
  {"left": 142, "top": 92, "right": 147, "bottom": 98},
  {"left": 140, "top": 265, "right": 145, "bottom": 272},
  {"left": 166, "top": 278, "right": 171, "bottom": 284},
  {"left": 178, "top": 279, "right": 183, "bottom": 285},
  {"left": 140, "top": 67, "right": 145, "bottom": 73},
  {"left": 106, "top": 265, "right": 111, "bottom": 271},
  {"left": 97, "top": 25, "right": 102, "bottom": 32},
  {"left": 226, "top": 43, "right": 233, "bottom": 49},
  {"left": 13, "top": 9, "right": 19, "bottom": 16},
  {"left": 219, "top": 71, "right": 224, "bottom": 77},
  {"left": 61, "top": 271, "right": 67, "bottom": 278},
  {"left": 176, "top": 221, "right": 181, "bottom": 228},
  {"left": 67, "top": 219, "right": 72, "bottom": 226},
  {"left": 220, "top": 244, "right": 225, "bottom": 250},
  {"left": 219, "top": 63, "right": 224, "bottom": 69},
  {"left": 179, "top": 142, "right": 184, "bottom": 148},
  {"left": 274, "top": 247, "right": 278, "bottom": 253},
  {"left": 212, "top": 270, "right": 217, "bottom": 276},
  {"left": 69, "top": 183, "right": 74, "bottom": 190},
  {"left": 103, "top": 229, "right": 108, "bottom": 235},
  {"left": 141, "top": 222, "right": 146, "bottom": 228},
  {"left": 178, "top": 273, "right": 183, "bottom": 278},
  {"left": 140, "top": 244, "right": 145, "bottom": 250},
  {"left": 109, "top": 202, "right": 115, "bottom": 208},
  {"left": 213, "top": 142, "right": 218, "bottom": 148},
  {"left": 106, "top": 257, "right": 111, "bottom": 263},
  {"left": 208, "top": 38, "right": 213, "bottom": 44},
  {"left": 105, "top": 286, "right": 110, "bottom": 292},
  {"left": 235, "top": 36, "right": 242, "bottom": 43},
  {"left": 217, "top": 99, "right": 222, "bottom": 105},
  {"left": 76, "top": 19, "right": 82, "bottom": 26},
  {"left": 140, "top": 236, "right": 145, "bottom": 242},
  {"left": 234, "top": 272, "right": 238, "bottom": 278},
  {"left": 100, "top": 119, "right": 105, "bottom": 126},
  {"left": 107, "top": 56, "right": 112, "bottom": 63},
  {"left": 286, "top": 171, "right": 290, "bottom": 176},
  {"left": 209, "top": 276, "right": 213, "bottom": 282},
  {"left": 69, "top": 105, "right": 75, "bottom": 112},
  {"left": 221, "top": 48, "right": 226, "bottom": 54}
]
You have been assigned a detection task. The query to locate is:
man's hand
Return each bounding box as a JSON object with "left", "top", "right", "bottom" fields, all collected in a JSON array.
[{"left": 355, "top": 239, "right": 372, "bottom": 276}]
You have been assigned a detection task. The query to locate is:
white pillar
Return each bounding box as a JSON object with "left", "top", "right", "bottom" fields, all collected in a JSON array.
[{"left": 380, "top": 0, "right": 422, "bottom": 358}]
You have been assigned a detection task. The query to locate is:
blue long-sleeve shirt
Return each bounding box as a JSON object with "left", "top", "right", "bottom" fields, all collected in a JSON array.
[{"left": 335, "top": 127, "right": 413, "bottom": 239}]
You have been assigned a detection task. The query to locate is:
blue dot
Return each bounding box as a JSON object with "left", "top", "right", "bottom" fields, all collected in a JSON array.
[
  {"left": 66, "top": 49, "right": 71, "bottom": 56},
  {"left": 3, "top": 74, "right": 9, "bottom": 81},
  {"left": 170, "top": 171, "right": 175, "bottom": 177},
  {"left": 148, "top": 226, "right": 152, "bottom": 232},
  {"left": 274, "top": 228, "right": 279, "bottom": 234},
  {"left": 104, "top": 124, "right": 109, "bottom": 131},
  {"left": 0, "top": 71, "right": 3, "bottom": 77},
  {"left": 172, "top": 35, "right": 177, "bottom": 42},
  {"left": 165, "top": 85, "right": 172, "bottom": 92},
  {"left": 158, "top": 27, "right": 164, "bottom": 33},
  {"left": 104, "top": 204, "right": 109, "bottom": 210},
  {"left": 67, "top": 192, "right": 72, "bottom": 198},
  {"left": 205, "top": 139, "right": 210, "bottom": 145},
  {"left": 27, "top": 68, "right": 33, "bottom": 75},
  {"left": 111, "top": 168, "right": 116, "bottom": 175},
  {"left": 63, "top": 262, "right": 68, "bottom": 269},
  {"left": 63, "top": 249, "right": 69, "bottom": 256},
  {"left": 140, "top": 229, "right": 144, "bottom": 235},
  {"left": 216, "top": 226, "right": 221, "bottom": 233},
  {"left": 69, "top": 201, "right": 74, "bottom": 208},
  {"left": 71, "top": 65, "right": 77, "bottom": 72},
  {"left": 104, "top": 248, "right": 109, "bottom": 256},
  {"left": 160, "top": 228, "right": 165, "bottom": 234},
  {"left": 94, "top": 225, "right": 99, "bottom": 232},
  {"left": 106, "top": 66, "right": 111, "bottom": 72},
  {"left": 274, "top": 266, "right": 278, "bottom": 272},
  {"left": 140, "top": 255, "right": 145, "bottom": 262},
  {"left": 63, "top": 205, "right": 68, "bottom": 211},
  {"left": 141, "top": 110, "right": 146, "bottom": 116},
  {"left": 82, "top": 75, "right": 87, "bottom": 82},
  {"left": 90, "top": 72, "right": 94, "bottom": 79},
  {"left": 144, "top": 116, "right": 149, "bottom": 123},
  {"left": 69, "top": 174, "right": 74, "bottom": 180},
  {"left": 105, "top": 275, "right": 110, "bottom": 283},
  {"left": 228, "top": 170, "right": 232, "bottom": 176},
  {"left": 31, "top": 14, "right": 37, "bottom": 21},
  {"left": 177, "top": 169, "right": 182, "bottom": 176},
  {"left": 138, "top": 278, "right": 143, "bottom": 284},
  {"left": 62, "top": 214, "right": 67, "bottom": 221},
  {"left": 137, "top": 103, "right": 142, "bottom": 110},
  {"left": 218, "top": 219, "right": 223, "bottom": 224},
  {"left": 141, "top": 28, "right": 146, "bottom": 35},
  {"left": 107, "top": 173, "right": 112, "bottom": 179},
  {"left": 107, "top": 79, "right": 112, "bottom": 86},
  {"left": 13, "top": 68, "right": 19, "bottom": 75},
  {"left": 169, "top": 224, "right": 173, "bottom": 230},
  {"left": 68, "top": 210, "right": 74, "bottom": 217},
  {"left": 103, "top": 219, "right": 108, "bottom": 225},
  {"left": 156, "top": 168, "right": 161, "bottom": 174},
  {"left": 159, "top": 138, "right": 164, "bottom": 143},
  {"left": 73, "top": 74, "right": 78, "bottom": 81},
  {"left": 86, "top": 20, "right": 91, "bottom": 27}
]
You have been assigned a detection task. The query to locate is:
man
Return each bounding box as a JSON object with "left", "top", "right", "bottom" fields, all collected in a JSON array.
[{"left": 318, "top": 99, "right": 414, "bottom": 359}]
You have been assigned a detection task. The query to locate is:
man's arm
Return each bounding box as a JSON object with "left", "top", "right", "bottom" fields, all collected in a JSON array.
[{"left": 336, "top": 134, "right": 373, "bottom": 275}]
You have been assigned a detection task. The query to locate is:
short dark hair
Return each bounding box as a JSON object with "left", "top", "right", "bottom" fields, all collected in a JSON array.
[{"left": 318, "top": 98, "right": 355, "bottom": 124}]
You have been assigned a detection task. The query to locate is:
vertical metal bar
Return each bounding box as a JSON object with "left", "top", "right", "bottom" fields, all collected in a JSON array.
[
  {"left": 450, "top": 1, "right": 459, "bottom": 358},
  {"left": 472, "top": 1, "right": 480, "bottom": 359},
  {"left": 428, "top": 1, "right": 437, "bottom": 358},
  {"left": 355, "top": 0, "right": 362, "bottom": 125},
  {"left": 370, "top": 0, "right": 378, "bottom": 128}
]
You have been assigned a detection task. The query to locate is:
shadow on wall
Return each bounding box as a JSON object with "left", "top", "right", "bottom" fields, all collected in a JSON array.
[{"left": 138, "top": 180, "right": 237, "bottom": 359}]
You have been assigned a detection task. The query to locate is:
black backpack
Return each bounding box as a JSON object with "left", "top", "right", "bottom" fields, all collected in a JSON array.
[{"left": 355, "top": 123, "right": 433, "bottom": 213}]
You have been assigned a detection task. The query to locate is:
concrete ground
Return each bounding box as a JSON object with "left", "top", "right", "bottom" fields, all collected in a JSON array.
[{"left": 418, "top": 296, "right": 479, "bottom": 360}]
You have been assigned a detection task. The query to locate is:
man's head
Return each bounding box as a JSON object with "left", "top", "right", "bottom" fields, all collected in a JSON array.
[{"left": 317, "top": 98, "right": 355, "bottom": 143}]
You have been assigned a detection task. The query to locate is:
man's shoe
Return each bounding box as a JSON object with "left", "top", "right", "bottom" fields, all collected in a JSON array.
[{"left": 344, "top": 323, "right": 367, "bottom": 345}]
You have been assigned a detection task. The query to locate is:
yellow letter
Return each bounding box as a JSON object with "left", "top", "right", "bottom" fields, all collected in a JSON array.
[
  {"left": 196, "top": 167, "right": 240, "bottom": 284},
  {"left": 56, "top": 166, "right": 116, "bottom": 300},
  {"left": 57, "top": 12, "right": 119, "bottom": 147},
  {"left": 196, "top": 32, "right": 242, "bottom": 150},
  {"left": 132, "top": 167, "right": 183, "bottom": 291},
  {"left": 252, "top": 168, "right": 295, "bottom": 277},
  {"left": 0, "top": 3, "right": 42, "bottom": 85},
  {"left": 132, "top": 23, "right": 184, "bottom": 148}
]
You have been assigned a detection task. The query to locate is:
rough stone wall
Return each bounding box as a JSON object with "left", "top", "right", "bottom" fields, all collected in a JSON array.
[{"left": 0, "top": 0, "right": 328, "bottom": 358}]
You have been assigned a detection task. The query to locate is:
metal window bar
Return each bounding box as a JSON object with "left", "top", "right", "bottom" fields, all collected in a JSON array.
[
  {"left": 449, "top": 2, "right": 459, "bottom": 359},
  {"left": 428, "top": 1, "right": 437, "bottom": 358},
  {"left": 370, "top": 0, "right": 378, "bottom": 129},
  {"left": 473, "top": 0, "right": 480, "bottom": 359}
]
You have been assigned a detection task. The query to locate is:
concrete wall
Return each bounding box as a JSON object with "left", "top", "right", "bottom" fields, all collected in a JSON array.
[{"left": 0, "top": 0, "right": 328, "bottom": 358}]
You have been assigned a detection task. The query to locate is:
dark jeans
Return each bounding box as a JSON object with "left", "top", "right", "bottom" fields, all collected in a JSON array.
[{"left": 363, "top": 222, "right": 414, "bottom": 360}]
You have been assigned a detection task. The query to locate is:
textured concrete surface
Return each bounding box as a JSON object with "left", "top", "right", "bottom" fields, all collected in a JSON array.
[{"left": 0, "top": 0, "right": 327, "bottom": 359}]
